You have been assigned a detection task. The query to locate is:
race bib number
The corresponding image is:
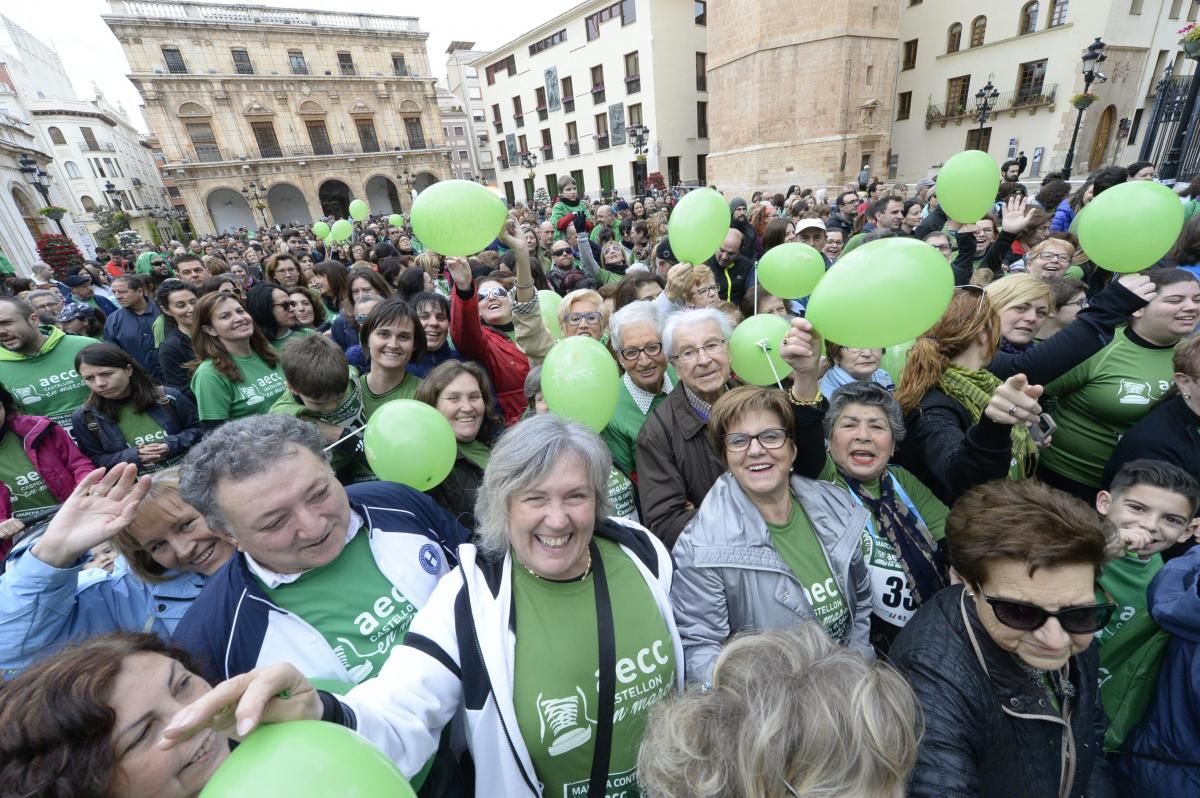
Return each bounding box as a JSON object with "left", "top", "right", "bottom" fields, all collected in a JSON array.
[{"left": 862, "top": 532, "right": 917, "bottom": 626}]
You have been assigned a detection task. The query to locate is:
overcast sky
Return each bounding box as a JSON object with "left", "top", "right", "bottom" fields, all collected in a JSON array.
[{"left": 7, "top": 0, "right": 579, "bottom": 132}]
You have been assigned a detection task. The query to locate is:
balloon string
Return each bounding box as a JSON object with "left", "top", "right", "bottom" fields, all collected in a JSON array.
[
  {"left": 754, "top": 279, "right": 759, "bottom": 316},
  {"left": 756, "top": 339, "right": 786, "bottom": 391},
  {"left": 323, "top": 424, "right": 366, "bottom": 452}
]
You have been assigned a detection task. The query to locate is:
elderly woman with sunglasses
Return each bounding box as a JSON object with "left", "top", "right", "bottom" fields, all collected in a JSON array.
[{"left": 889, "top": 479, "right": 1117, "bottom": 798}]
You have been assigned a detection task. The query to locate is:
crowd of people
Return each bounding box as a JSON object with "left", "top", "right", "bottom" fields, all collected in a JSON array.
[{"left": 1, "top": 158, "right": 1200, "bottom": 798}]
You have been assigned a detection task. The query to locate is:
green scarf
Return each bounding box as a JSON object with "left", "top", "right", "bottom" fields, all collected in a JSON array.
[
  {"left": 937, "top": 364, "right": 1037, "bottom": 480},
  {"left": 458, "top": 439, "right": 490, "bottom": 471}
]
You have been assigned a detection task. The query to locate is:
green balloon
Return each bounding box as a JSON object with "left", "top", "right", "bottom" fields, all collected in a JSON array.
[
  {"left": 200, "top": 720, "right": 415, "bottom": 798},
  {"left": 411, "top": 180, "right": 507, "bottom": 256},
  {"left": 349, "top": 198, "right": 370, "bottom": 221},
  {"left": 1077, "top": 180, "right": 1185, "bottom": 273},
  {"left": 388, "top": 213, "right": 404, "bottom": 229},
  {"left": 756, "top": 243, "right": 825, "bottom": 299},
  {"left": 311, "top": 221, "right": 330, "bottom": 239},
  {"left": 937, "top": 150, "right": 1000, "bottom": 223},
  {"left": 806, "top": 238, "right": 954, "bottom": 348},
  {"left": 879, "top": 339, "right": 915, "bottom": 389},
  {"left": 668, "top": 188, "right": 731, "bottom": 264},
  {"left": 363, "top": 400, "right": 457, "bottom": 490},
  {"left": 541, "top": 336, "right": 620, "bottom": 432},
  {"left": 538, "top": 289, "right": 563, "bottom": 339},
  {"left": 330, "top": 219, "right": 354, "bottom": 242},
  {"left": 729, "top": 313, "right": 791, "bottom": 386}
]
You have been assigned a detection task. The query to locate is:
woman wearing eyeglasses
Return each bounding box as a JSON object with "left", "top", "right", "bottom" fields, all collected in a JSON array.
[
  {"left": 671, "top": 386, "right": 873, "bottom": 685},
  {"left": 245, "top": 283, "right": 310, "bottom": 352},
  {"left": 1024, "top": 237, "right": 1077, "bottom": 279},
  {"left": 514, "top": 285, "right": 611, "bottom": 364},
  {"left": 889, "top": 479, "right": 1116, "bottom": 798}
]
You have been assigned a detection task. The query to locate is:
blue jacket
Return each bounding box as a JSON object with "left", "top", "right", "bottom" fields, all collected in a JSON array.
[
  {"left": 0, "top": 537, "right": 206, "bottom": 677},
  {"left": 1051, "top": 198, "right": 1075, "bottom": 233},
  {"left": 70, "top": 388, "right": 203, "bottom": 470},
  {"left": 172, "top": 480, "right": 471, "bottom": 685},
  {"left": 330, "top": 313, "right": 359, "bottom": 351},
  {"left": 1114, "top": 547, "right": 1200, "bottom": 795},
  {"left": 104, "top": 301, "right": 162, "bottom": 381}
]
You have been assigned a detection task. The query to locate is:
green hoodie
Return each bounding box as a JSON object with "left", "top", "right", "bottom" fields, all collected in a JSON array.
[{"left": 0, "top": 327, "right": 96, "bottom": 432}]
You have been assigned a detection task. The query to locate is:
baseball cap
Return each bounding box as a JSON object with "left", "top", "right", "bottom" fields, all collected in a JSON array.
[
  {"left": 64, "top": 274, "right": 92, "bottom": 287},
  {"left": 653, "top": 238, "right": 677, "bottom": 264},
  {"left": 58, "top": 303, "right": 95, "bottom": 322},
  {"left": 794, "top": 219, "right": 827, "bottom": 234}
]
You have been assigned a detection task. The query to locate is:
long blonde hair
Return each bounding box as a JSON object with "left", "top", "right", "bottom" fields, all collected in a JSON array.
[{"left": 638, "top": 624, "right": 921, "bottom": 798}]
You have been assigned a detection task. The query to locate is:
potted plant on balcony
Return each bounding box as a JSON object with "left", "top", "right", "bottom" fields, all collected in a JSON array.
[
  {"left": 1070, "top": 92, "right": 1097, "bottom": 110},
  {"left": 1180, "top": 23, "right": 1200, "bottom": 58},
  {"left": 38, "top": 206, "right": 67, "bottom": 221}
]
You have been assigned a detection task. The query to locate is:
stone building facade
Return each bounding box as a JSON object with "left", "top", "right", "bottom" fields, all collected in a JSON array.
[
  {"left": 705, "top": 0, "right": 901, "bottom": 196},
  {"left": 103, "top": 0, "right": 451, "bottom": 235}
]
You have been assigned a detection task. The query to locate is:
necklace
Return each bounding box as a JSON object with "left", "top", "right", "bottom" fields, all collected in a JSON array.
[{"left": 519, "top": 547, "right": 593, "bottom": 583}]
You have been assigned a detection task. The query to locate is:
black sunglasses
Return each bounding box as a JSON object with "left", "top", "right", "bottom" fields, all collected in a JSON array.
[{"left": 980, "top": 592, "right": 1115, "bottom": 635}]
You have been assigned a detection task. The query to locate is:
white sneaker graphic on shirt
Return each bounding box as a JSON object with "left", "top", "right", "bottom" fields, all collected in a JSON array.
[
  {"left": 1116, "top": 380, "right": 1152, "bottom": 405},
  {"left": 537, "top": 687, "right": 596, "bottom": 756}
]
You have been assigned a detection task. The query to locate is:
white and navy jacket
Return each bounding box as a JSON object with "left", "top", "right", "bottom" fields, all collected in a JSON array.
[
  {"left": 336, "top": 517, "right": 685, "bottom": 796},
  {"left": 172, "top": 481, "right": 470, "bottom": 685}
]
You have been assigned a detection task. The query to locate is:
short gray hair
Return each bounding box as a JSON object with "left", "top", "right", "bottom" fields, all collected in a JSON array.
[
  {"left": 523, "top": 364, "right": 542, "bottom": 402},
  {"left": 474, "top": 414, "right": 613, "bottom": 558},
  {"left": 179, "top": 415, "right": 328, "bottom": 533},
  {"left": 609, "top": 300, "right": 664, "bottom": 352},
  {"left": 26, "top": 289, "right": 61, "bottom": 305},
  {"left": 822, "top": 382, "right": 906, "bottom": 444},
  {"left": 663, "top": 308, "right": 732, "bottom": 359}
]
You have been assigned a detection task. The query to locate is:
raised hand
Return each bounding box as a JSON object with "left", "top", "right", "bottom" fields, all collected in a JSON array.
[
  {"left": 444, "top": 256, "right": 474, "bottom": 292},
  {"left": 1000, "top": 195, "right": 1033, "bottom": 235},
  {"left": 664, "top": 263, "right": 694, "bottom": 302},
  {"left": 30, "top": 463, "right": 152, "bottom": 569},
  {"left": 983, "top": 373, "right": 1043, "bottom": 427},
  {"left": 780, "top": 318, "right": 823, "bottom": 402},
  {"left": 1115, "top": 273, "right": 1157, "bottom": 305},
  {"left": 498, "top": 218, "right": 525, "bottom": 253}
]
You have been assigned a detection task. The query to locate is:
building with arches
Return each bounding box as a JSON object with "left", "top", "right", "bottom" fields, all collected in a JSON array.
[
  {"left": 891, "top": 0, "right": 1199, "bottom": 182},
  {"left": 103, "top": 0, "right": 451, "bottom": 236}
]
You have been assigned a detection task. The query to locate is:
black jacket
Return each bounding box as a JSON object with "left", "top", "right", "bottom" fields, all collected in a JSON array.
[
  {"left": 426, "top": 455, "right": 484, "bottom": 531},
  {"left": 1102, "top": 394, "right": 1200, "bottom": 488},
  {"left": 731, "top": 218, "right": 758, "bottom": 261},
  {"left": 158, "top": 329, "right": 195, "bottom": 399},
  {"left": 890, "top": 586, "right": 1115, "bottom": 798},
  {"left": 705, "top": 253, "right": 755, "bottom": 305},
  {"left": 70, "top": 388, "right": 203, "bottom": 470}
]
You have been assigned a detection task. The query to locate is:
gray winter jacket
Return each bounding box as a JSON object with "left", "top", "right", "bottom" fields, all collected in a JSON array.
[{"left": 671, "top": 471, "right": 873, "bottom": 684}]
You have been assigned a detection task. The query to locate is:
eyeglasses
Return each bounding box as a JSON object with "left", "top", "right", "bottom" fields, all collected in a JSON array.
[
  {"left": 272, "top": 300, "right": 297, "bottom": 310},
  {"left": 151, "top": 261, "right": 165, "bottom": 266},
  {"left": 1036, "top": 252, "right": 1072, "bottom": 263},
  {"left": 565, "top": 311, "right": 603, "bottom": 326},
  {"left": 618, "top": 342, "right": 663, "bottom": 361},
  {"left": 672, "top": 338, "right": 727, "bottom": 363},
  {"left": 1061, "top": 297, "right": 1089, "bottom": 310},
  {"left": 552, "top": 249, "right": 573, "bottom": 256},
  {"left": 694, "top": 284, "right": 719, "bottom": 297},
  {"left": 930, "top": 242, "right": 952, "bottom": 253},
  {"left": 980, "top": 592, "right": 1116, "bottom": 634},
  {"left": 478, "top": 286, "right": 509, "bottom": 302},
  {"left": 723, "top": 427, "right": 788, "bottom": 452}
]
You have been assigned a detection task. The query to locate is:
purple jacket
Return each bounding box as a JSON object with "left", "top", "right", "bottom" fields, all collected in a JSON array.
[{"left": 0, "top": 415, "right": 93, "bottom": 558}]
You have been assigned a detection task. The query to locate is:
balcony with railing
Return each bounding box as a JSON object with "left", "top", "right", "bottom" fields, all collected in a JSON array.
[
  {"left": 82, "top": 141, "right": 117, "bottom": 152},
  {"left": 541, "top": 143, "right": 554, "bottom": 161},
  {"left": 537, "top": 105, "right": 548, "bottom": 122},
  {"left": 180, "top": 138, "right": 449, "bottom": 165},
  {"left": 595, "top": 135, "right": 610, "bottom": 151},
  {"left": 591, "top": 84, "right": 606, "bottom": 104},
  {"left": 925, "top": 84, "right": 1057, "bottom": 128},
  {"left": 566, "top": 140, "right": 580, "bottom": 156},
  {"left": 105, "top": 0, "right": 422, "bottom": 34},
  {"left": 563, "top": 96, "right": 575, "bottom": 113}
]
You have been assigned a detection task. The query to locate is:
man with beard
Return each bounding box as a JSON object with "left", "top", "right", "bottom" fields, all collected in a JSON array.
[{"left": 0, "top": 297, "right": 94, "bottom": 433}]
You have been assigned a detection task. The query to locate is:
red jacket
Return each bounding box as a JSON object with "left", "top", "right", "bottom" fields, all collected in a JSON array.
[
  {"left": 0, "top": 415, "right": 93, "bottom": 558},
  {"left": 449, "top": 285, "right": 530, "bottom": 426}
]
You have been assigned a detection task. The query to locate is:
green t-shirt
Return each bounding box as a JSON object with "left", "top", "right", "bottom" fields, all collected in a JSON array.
[
  {"left": 190, "top": 353, "right": 286, "bottom": 421},
  {"left": 0, "top": 430, "right": 57, "bottom": 519},
  {"left": 819, "top": 455, "right": 947, "bottom": 629},
  {"left": 259, "top": 528, "right": 414, "bottom": 685},
  {"left": 512, "top": 538, "right": 674, "bottom": 798},
  {"left": 766, "top": 498, "right": 851, "bottom": 643},
  {"left": 359, "top": 372, "right": 422, "bottom": 420},
  {"left": 0, "top": 329, "right": 94, "bottom": 432},
  {"left": 270, "top": 368, "right": 372, "bottom": 480},
  {"left": 270, "top": 326, "right": 314, "bottom": 353},
  {"left": 115, "top": 401, "right": 182, "bottom": 471},
  {"left": 1096, "top": 552, "right": 1164, "bottom": 648},
  {"left": 1041, "top": 328, "right": 1176, "bottom": 488}
]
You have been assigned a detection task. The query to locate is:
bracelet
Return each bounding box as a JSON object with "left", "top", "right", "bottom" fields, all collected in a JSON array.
[{"left": 788, "top": 384, "right": 823, "bottom": 407}]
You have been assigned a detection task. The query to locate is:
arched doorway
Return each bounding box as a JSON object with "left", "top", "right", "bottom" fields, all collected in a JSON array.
[
  {"left": 413, "top": 171, "right": 439, "bottom": 194},
  {"left": 318, "top": 179, "right": 352, "bottom": 218},
  {"left": 266, "top": 183, "right": 312, "bottom": 227},
  {"left": 11, "top": 187, "right": 45, "bottom": 241},
  {"left": 205, "top": 188, "right": 255, "bottom": 233},
  {"left": 365, "top": 175, "right": 401, "bottom": 215},
  {"left": 1089, "top": 105, "right": 1117, "bottom": 171}
]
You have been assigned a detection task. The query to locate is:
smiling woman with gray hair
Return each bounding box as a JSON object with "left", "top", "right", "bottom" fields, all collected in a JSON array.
[{"left": 164, "top": 414, "right": 683, "bottom": 797}]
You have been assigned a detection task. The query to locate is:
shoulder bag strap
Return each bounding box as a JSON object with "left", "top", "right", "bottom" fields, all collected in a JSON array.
[{"left": 587, "top": 539, "right": 616, "bottom": 798}]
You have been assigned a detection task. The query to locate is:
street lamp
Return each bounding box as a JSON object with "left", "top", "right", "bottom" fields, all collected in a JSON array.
[
  {"left": 103, "top": 180, "right": 122, "bottom": 210},
  {"left": 1062, "top": 37, "right": 1107, "bottom": 180},
  {"left": 627, "top": 125, "right": 651, "bottom": 196},
  {"left": 973, "top": 77, "right": 1001, "bottom": 144},
  {"left": 18, "top": 154, "right": 66, "bottom": 235},
  {"left": 521, "top": 150, "right": 538, "bottom": 175},
  {"left": 241, "top": 182, "right": 268, "bottom": 228}
]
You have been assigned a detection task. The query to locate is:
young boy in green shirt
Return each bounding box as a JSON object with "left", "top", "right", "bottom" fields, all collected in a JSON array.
[
  {"left": 270, "top": 334, "right": 374, "bottom": 483},
  {"left": 1094, "top": 458, "right": 1200, "bottom": 747}
]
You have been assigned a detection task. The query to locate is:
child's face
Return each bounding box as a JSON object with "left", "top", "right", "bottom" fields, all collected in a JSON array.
[
  {"left": 85, "top": 541, "right": 119, "bottom": 573},
  {"left": 294, "top": 388, "right": 346, "bottom": 415},
  {"left": 1096, "top": 484, "right": 1198, "bottom": 556}
]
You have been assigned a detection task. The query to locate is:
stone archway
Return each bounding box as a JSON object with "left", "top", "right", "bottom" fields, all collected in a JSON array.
[
  {"left": 205, "top": 188, "right": 255, "bottom": 233},
  {"left": 413, "top": 171, "right": 440, "bottom": 194},
  {"left": 365, "top": 175, "right": 401, "bottom": 215},
  {"left": 266, "top": 182, "right": 312, "bottom": 227},
  {"left": 318, "top": 179, "right": 352, "bottom": 218},
  {"left": 10, "top": 186, "right": 45, "bottom": 241}
]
